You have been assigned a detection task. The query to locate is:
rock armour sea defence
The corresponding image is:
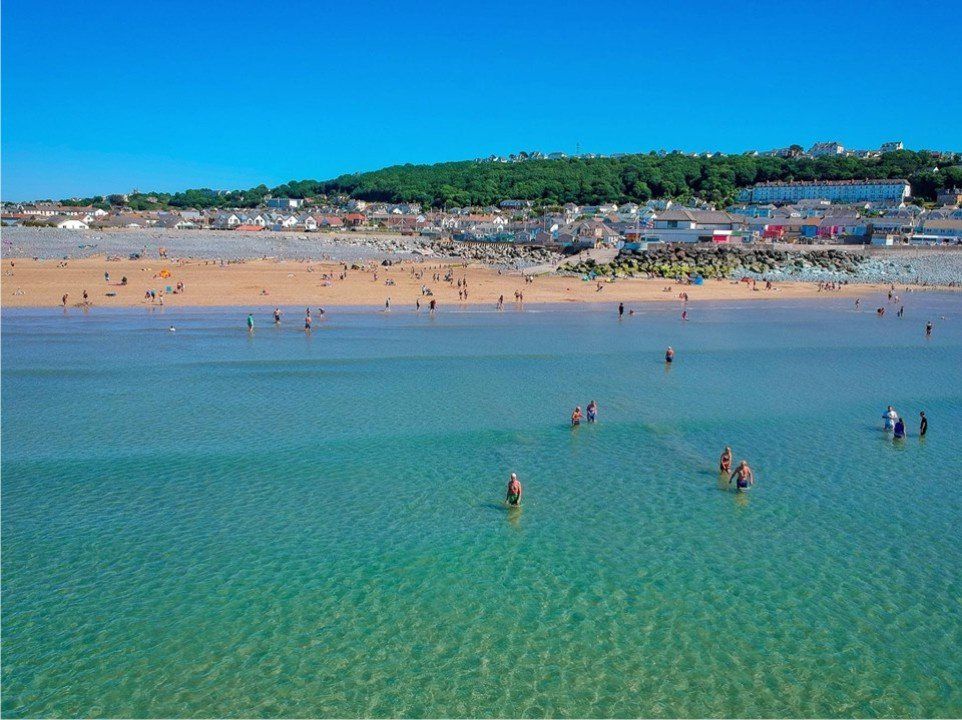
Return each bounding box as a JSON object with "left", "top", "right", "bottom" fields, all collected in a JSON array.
[{"left": 563, "top": 245, "right": 865, "bottom": 280}]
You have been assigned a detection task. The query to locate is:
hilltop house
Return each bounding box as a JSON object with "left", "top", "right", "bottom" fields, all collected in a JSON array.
[{"left": 809, "top": 142, "right": 845, "bottom": 157}]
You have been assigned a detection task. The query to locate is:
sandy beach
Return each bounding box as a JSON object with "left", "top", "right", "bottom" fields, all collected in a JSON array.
[{"left": 0, "top": 255, "right": 897, "bottom": 309}]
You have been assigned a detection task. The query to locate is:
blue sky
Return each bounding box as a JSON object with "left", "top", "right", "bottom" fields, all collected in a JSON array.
[{"left": 2, "top": 0, "right": 960, "bottom": 200}]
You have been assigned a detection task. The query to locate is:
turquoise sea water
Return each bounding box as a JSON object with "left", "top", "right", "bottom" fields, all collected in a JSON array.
[{"left": 3, "top": 295, "right": 962, "bottom": 718}]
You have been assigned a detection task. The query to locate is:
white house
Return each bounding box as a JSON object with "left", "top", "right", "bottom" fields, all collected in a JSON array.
[
  {"left": 266, "top": 198, "right": 303, "bottom": 209},
  {"left": 213, "top": 213, "right": 241, "bottom": 229},
  {"left": 50, "top": 216, "right": 89, "bottom": 230},
  {"left": 640, "top": 209, "right": 751, "bottom": 244},
  {"left": 809, "top": 142, "right": 845, "bottom": 157}
]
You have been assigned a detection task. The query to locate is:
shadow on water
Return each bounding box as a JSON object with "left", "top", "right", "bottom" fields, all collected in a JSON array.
[
  {"left": 481, "top": 501, "right": 524, "bottom": 527},
  {"left": 481, "top": 502, "right": 509, "bottom": 513},
  {"left": 716, "top": 471, "right": 732, "bottom": 492}
]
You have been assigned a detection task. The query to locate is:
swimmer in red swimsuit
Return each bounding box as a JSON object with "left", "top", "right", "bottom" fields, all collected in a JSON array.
[{"left": 719, "top": 447, "right": 732, "bottom": 474}]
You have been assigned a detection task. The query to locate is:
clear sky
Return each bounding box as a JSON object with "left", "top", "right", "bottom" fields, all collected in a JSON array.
[{"left": 2, "top": 0, "right": 960, "bottom": 200}]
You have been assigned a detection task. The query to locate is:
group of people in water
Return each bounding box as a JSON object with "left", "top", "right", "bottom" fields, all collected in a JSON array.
[
  {"left": 505, "top": 446, "right": 756, "bottom": 509},
  {"left": 246, "top": 306, "right": 328, "bottom": 333},
  {"left": 570, "top": 400, "right": 599, "bottom": 426},
  {"left": 882, "top": 406, "right": 927, "bottom": 440},
  {"left": 718, "top": 447, "right": 755, "bottom": 491},
  {"left": 858, "top": 286, "right": 937, "bottom": 336}
]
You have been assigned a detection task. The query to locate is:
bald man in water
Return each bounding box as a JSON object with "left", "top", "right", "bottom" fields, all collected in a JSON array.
[
  {"left": 729, "top": 461, "right": 755, "bottom": 492},
  {"left": 506, "top": 473, "right": 522, "bottom": 506}
]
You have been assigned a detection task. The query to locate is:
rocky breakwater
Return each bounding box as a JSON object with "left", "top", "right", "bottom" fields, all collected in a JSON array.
[
  {"left": 563, "top": 245, "right": 865, "bottom": 280},
  {"left": 426, "top": 240, "right": 563, "bottom": 267}
]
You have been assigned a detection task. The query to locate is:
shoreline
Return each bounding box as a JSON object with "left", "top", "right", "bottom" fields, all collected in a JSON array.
[{"left": 2, "top": 255, "right": 943, "bottom": 310}]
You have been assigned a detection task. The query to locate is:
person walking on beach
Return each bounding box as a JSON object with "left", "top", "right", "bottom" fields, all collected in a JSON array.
[
  {"left": 920, "top": 411, "right": 928, "bottom": 437},
  {"left": 665, "top": 346, "right": 675, "bottom": 363},
  {"left": 719, "top": 447, "right": 733, "bottom": 474},
  {"left": 571, "top": 406, "right": 583, "bottom": 426},
  {"left": 586, "top": 400, "right": 598, "bottom": 423},
  {"left": 506, "top": 473, "right": 522, "bottom": 507},
  {"left": 385, "top": 297, "right": 391, "bottom": 311},
  {"left": 104, "top": 271, "right": 110, "bottom": 283},
  {"left": 61, "top": 293, "right": 68, "bottom": 307},
  {"left": 618, "top": 302, "right": 624, "bottom": 318},
  {"left": 416, "top": 298, "right": 421, "bottom": 312},
  {"left": 729, "top": 460, "right": 754, "bottom": 492},
  {"left": 247, "top": 313, "right": 254, "bottom": 333},
  {"left": 274, "top": 307, "right": 282, "bottom": 324}
]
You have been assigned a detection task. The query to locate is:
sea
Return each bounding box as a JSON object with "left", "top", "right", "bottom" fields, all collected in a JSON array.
[{"left": 3, "top": 294, "right": 961, "bottom": 717}]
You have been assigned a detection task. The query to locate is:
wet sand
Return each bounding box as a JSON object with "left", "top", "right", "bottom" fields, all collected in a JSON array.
[{"left": 1, "top": 256, "right": 896, "bottom": 309}]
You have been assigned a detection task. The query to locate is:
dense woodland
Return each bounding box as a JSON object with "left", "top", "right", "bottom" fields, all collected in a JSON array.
[{"left": 58, "top": 151, "right": 962, "bottom": 211}]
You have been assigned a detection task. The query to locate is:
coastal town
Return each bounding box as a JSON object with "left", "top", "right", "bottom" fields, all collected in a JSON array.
[{"left": 4, "top": 142, "right": 962, "bottom": 251}]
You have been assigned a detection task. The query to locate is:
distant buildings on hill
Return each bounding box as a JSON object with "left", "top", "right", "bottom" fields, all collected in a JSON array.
[{"left": 476, "top": 141, "right": 924, "bottom": 164}]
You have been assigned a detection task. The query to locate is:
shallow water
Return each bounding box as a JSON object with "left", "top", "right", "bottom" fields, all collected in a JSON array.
[{"left": 3, "top": 294, "right": 962, "bottom": 717}]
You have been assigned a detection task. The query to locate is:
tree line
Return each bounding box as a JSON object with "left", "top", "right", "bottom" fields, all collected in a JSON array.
[{"left": 56, "top": 150, "right": 962, "bottom": 210}]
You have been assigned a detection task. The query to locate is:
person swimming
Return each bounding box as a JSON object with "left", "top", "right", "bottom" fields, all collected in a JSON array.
[
  {"left": 729, "top": 460, "right": 754, "bottom": 491},
  {"left": 926, "top": 321, "right": 933, "bottom": 337},
  {"left": 882, "top": 405, "right": 898, "bottom": 431},
  {"left": 571, "top": 406, "right": 583, "bottom": 426},
  {"left": 274, "top": 307, "right": 282, "bottom": 324},
  {"left": 506, "top": 473, "right": 522, "bottom": 506},
  {"left": 665, "top": 346, "right": 675, "bottom": 363},
  {"left": 586, "top": 400, "right": 597, "bottom": 423},
  {"left": 719, "top": 446, "right": 732, "bottom": 473},
  {"left": 893, "top": 417, "right": 906, "bottom": 439},
  {"left": 920, "top": 411, "right": 928, "bottom": 437}
]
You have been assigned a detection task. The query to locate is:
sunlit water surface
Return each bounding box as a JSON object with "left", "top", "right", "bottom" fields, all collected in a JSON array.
[{"left": 3, "top": 295, "right": 961, "bottom": 717}]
